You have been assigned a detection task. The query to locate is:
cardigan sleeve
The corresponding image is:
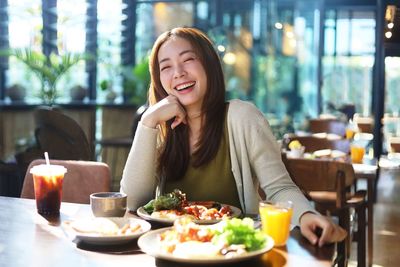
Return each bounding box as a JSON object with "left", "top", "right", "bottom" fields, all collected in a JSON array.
[
  {"left": 230, "top": 100, "right": 315, "bottom": 225},
  {"left": 120, "top": 121, "right": 159, "bottom": 211}
]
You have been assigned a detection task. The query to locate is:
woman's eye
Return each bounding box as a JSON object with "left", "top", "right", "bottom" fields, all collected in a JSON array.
[
  {"left": 160, "top": 65, "right": 170, "bottom": 71},
  {"left": 184, "top": 57, "right": 194, "bottom": 62}
]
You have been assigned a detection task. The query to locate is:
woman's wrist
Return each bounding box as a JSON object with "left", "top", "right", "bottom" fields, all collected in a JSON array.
[
  {"left": 299, "top": 211, "right": 317, "bottom": 225},
  {"left": 141, "top": 113, "right": 158, "bottom": 128}
]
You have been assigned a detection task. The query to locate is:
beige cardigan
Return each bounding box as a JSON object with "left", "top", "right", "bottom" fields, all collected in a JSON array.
[{"left": 120, "top": 99, "right": 314, "bottom": 225}]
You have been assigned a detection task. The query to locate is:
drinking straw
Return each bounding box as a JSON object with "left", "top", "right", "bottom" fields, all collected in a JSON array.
[
  {"left": 44, "top": 152, "right": 55, "bottom": 180},
  {"left": 44, "top": 152, "right": 50, "bottom": 166}
]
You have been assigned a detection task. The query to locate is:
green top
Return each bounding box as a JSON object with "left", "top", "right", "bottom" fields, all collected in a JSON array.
[{"left": 165, "top": 104, "right": 241, "bottom": 208}]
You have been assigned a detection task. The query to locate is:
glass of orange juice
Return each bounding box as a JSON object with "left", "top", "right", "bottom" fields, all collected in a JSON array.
[
  {"left": 350, "top": 145, "right": 365, "bottom": 163},
  {"left": 259, "top": 200, "right": 293, "bottom": 247},
  {"left": 345, "top": 128, "right": 356, "bottom": 140}
]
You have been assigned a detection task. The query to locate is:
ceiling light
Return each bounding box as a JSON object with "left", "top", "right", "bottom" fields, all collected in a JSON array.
[
  {"left": 385, "top": 31, "right": 392, "bottom": 39},
  {"left": 388, "top": 22, "right": 394, "bottom": 29},
  {"left": 217, "top": 45, "right": 225, "bottom": 52},
  {"left": 223, "top": 52, "right": 236, "bottom": 65},
  {"left": 275, "top": 22, "right": 283, "bottom": 30}
]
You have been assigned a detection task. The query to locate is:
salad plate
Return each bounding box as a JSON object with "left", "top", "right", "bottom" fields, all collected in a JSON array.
[
  {"left": 138, "top": 227, "right": 274, "bottom": 264},
  {"left": 136, "top": 204, "right": 242, "bottom": 225},
  {"left": 63, "top": 217, "right": 151, "bottom": 245}
]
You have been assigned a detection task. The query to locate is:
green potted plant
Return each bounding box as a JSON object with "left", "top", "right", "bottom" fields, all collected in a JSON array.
[
  {"left": 4, "top": 48, "right": 87, "bottom": 104},
  {"left": 122, "top": 57, "right": 150, "bottom": 105},
  {"left": 6, "top": 83, "right": 27, "bottom": 102},
  {"left": 69, "top": 84, "right": 88, "bottom": 101},
  {"left": 100, "top": 79, "right": 117, "bottom": 102}
]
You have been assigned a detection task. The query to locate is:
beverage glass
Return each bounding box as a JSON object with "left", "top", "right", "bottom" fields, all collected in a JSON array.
[
  {"left": 30, "top": 164, "right": 67, "bottom": 215},
  {"left": 259, "top": 201, "right": 293, "bottom": 247},
  {"left": 345, "top": 128, "right": 356, "bottom": 140},
  {"left": 350, "top": 145, "right": 365, "bottom": 163}
]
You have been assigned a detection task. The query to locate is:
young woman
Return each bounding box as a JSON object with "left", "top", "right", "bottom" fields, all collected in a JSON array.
[{"left": 121, "top": 27, "right": 346, "bottom": 247}]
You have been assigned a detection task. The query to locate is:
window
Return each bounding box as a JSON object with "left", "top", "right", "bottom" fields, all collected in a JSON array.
[{"left": 322, "top": 9, "right": 375, "bottom": 117}]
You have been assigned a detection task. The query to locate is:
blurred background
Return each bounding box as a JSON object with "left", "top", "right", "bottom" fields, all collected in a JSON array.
[{"left": 0, "top": 0, "right": 400, "bottom": 191}]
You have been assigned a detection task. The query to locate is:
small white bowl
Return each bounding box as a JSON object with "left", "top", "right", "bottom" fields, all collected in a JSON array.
[
  {"left": 287, "top": 147, "right": 305, "bottom": 158},
  {"left": 90, "top": 192, "right": 127, "bottom": 217}
]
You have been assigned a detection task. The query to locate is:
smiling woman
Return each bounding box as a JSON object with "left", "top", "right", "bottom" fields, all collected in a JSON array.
[{"left": 120, "top": 27, "right": 346, "bottom": 250}]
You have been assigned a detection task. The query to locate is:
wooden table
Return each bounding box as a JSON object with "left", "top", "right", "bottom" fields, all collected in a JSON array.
[{"left": 0, "top": 197, "right": 335, "bottom": 267}]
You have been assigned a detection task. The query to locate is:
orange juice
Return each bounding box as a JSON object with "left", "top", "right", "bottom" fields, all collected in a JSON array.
[
  {"left": 345, "top": 128, "right": 356, "bottom": 140},
  {"left": 350, "top": 145, "right": 365, "bottom": 163},
  {"left": 259, "top": 201, "right": 293, "bottom": 246}
]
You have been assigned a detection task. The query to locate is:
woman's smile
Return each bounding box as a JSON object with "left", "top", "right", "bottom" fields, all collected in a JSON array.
[{"left": 175, "top": 81, "right": 196, "bottom": 93}]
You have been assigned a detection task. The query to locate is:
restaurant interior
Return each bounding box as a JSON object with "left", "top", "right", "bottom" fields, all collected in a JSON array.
[{"left": 0, "top": 0, "right": 400, "bottom": 266}]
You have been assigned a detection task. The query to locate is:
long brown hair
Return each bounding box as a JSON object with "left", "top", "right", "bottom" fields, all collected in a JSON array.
[{"left": 148, "top": 27, "right": 226, "bottom": 181}]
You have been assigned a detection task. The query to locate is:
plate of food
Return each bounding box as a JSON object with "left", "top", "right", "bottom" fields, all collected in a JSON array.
[
  {"left": 63, "top": 217, "right": 151, "bottom": 245},
  {"left": 138, "top": 217, "right": 274, "bottom": 264},
  {"left": 136, "top": 189, "right": 242, "bottom": 225}
]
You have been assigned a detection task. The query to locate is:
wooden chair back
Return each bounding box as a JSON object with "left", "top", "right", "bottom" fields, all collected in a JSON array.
[
  {"left": 20, "top": 159, "right": 111, "bottom": 204},
  {"left": 354, "top": 116, "right": 374, "bottom": 134},
  {"left": 34, "top": 106, "right": 92, "bottom": 161},
  {"left": 283, "top": 158, "right": 355, "bottom": 208},
  {"left": 286, "top": 135, "right": 350, "bottom": 154},
  {"left": 309, "top": 119, "right": 346, "bottom": 137},
  {"left": 283, "top": 157, "right": 367, "bottom": 266},
  {"left": 389, "top": 137, "right": 400, "bottom": 153}
]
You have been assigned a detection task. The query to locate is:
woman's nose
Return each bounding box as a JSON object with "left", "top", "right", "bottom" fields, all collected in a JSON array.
[{"left": 173, "top": 64, "right": 186, "bottom": 79}]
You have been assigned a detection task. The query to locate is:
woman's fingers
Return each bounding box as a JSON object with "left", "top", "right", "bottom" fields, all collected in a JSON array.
[
  {"left": 317, "top": 217, "right": 347, "bottom": 247},
  {"left": 171, "top": 115, "right": 186, "bottom": 129},
  {"left": 301, "top": 223, "right": 319, "bottom": 245},
  {"left": 300, "top": 212, "right": 347, "bottom": 247},
  {"left": 318, "top": 224, "right": 347, "bottom": 247},
  {"left": 142, "top": 95, "right": 187, "bottom": 128}
]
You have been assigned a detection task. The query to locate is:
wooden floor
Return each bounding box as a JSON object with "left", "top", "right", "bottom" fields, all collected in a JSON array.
[{"left": 349, "top": 167, "right": 400, "bottom": 267}]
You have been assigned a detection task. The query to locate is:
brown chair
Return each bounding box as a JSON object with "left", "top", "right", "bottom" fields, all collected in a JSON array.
[
  {"left": 20, "top": 159, "right": 111, "bottom": 204},
  {"left": 309, "top": 119, "right": 346, "bottom": 137},
  {"left": 354, "top": 117, "right": 374, "bottom": 134},
  {"left": 283, "top": 158, "right": 367, "bottom": 267},
  {"left": 285, "top": 134, "right": 351, "bottom": 154},
  {"left": 96, "top": 104, "right": 147, "bottom": 190},
  {"left": 34, "top": 106, "right": 93, "bottom": 161},
  {"left": 389, "top": 137, "right": 400, "bottom": 153}
]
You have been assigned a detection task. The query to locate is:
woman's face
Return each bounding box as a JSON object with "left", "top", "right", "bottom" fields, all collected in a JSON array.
[{"left": 158, "top": 37, "right": 207, "bottom": 111}]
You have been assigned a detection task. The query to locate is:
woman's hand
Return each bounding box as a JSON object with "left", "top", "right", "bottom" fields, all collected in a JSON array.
[
  {"left": 299, "top": 212, "right": 347, "bottom": 247},
  {"left": 141, "top": 95, "right": 187, "bottom": 129}
]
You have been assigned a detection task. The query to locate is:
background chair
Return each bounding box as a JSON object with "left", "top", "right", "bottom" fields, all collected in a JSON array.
[
  {"left": 283, "top": 158, "right": 367, "bottom": 267},
  {"left": 0, "top": 161, "right": 22, "bottom": 197},
  {"left": 34, "top": 106, "right": 93, "bottom": 161},
  {"left": 309, "top": 118, "right": 347, "bottom": 137},
  {"left": 388, "top": 136, "right": 400, "bottom": 153},
  {"left": 354, "top": 116, "right": 374, "bottom": 134},
  {"left": 96, "top": 103, "right": 148, "bottom": 190},
  {"left": 20, "top": 159, "right": 111, "bottom": 204}
]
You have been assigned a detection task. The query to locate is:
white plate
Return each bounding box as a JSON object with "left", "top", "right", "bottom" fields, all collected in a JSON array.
[
  {"left": 352, "top": 163, "right": 378, "bottom": 174},
  {"left": 136, "top": 204, "right": 242, "bottom": 225},
  {"left": 63, "top": 217, "right": 151, "bottom": 245},
  {"left": 138, "top": 228, "right": 274, "bottom": 264}
]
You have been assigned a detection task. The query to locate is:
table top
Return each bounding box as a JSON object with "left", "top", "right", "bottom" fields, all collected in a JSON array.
[{"left": 0, "top": 196, "right": 335, "bottom": 267}]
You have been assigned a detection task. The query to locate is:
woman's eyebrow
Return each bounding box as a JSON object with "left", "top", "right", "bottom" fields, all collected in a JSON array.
[
  {"left": 159, "top": 57, "right": 170, "bottom": 64},
  {"left": 179, "top": 49, "right": 195, "bottom": 56}
]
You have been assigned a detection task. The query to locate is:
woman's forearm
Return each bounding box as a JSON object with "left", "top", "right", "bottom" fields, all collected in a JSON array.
[{"left": 120, "top": 122, "right": 159, "bottom": 210}]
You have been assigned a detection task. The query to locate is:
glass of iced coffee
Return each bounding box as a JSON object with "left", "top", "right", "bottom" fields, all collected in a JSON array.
[{"left": 30, "top": 164, "right": 67, "bottom": 215}]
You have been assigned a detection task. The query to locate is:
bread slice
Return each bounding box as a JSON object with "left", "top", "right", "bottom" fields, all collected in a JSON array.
[{"left": 70, "top": 218, "right": 120, "bottom": 235}]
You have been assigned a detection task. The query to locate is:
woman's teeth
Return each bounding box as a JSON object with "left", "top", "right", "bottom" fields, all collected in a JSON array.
[{"left": 176, "top": 82, "right": 195, "bottom": 91}]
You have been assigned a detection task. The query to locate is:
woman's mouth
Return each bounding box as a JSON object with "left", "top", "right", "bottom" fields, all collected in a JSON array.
[{"left": 175, "top": 81, "right": 196, "bottom": 92}]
